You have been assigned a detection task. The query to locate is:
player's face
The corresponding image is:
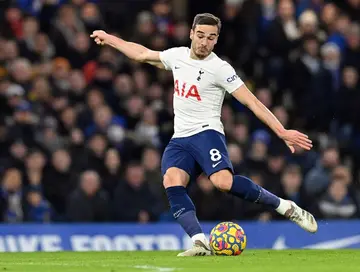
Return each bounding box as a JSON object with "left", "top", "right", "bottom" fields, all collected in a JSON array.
[{"left": 190, "top": 24, "right": 218, "bottom": 59}]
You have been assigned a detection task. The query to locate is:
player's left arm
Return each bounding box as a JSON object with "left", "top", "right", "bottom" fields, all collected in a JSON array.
[{"left": 216, "top": 62, "right": 312, "bottom": 153}]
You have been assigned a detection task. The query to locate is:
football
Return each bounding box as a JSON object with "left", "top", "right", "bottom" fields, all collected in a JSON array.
[{"left": 209, "top": 221, "right": 247, "bottom": 256}]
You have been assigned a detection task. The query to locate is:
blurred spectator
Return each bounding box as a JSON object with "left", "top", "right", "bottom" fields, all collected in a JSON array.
[
  {"left": 85, "top": 133, "right": 108, "bottom": 174},
  {"left": 230, "top": 115, "right": 249, "bottom": 150},
  {"left": 35, "top": 120, "right": 67, "bottom": 153},
  {"left": 85, "top": 105, "right": 126, "bottom": 145},
  {"left": 279, "top": 164, "right": 304, "bottom": 207},
  {"left": 67, "top": 170, "right": 110, "bottom": 222},
  {"left": 92, "top": 61, "right": 116, "bottom": 90},
  {"left": 112, "top": 74, "right": 134, "bottom": 102},
  {"left": 24, "top": 149, "right": 46, "bottom": 190},
  {"left": 222, "top": 104, "right": 235, "bottom": 133},
  {"left": 7, "top": 101, "right": 37, "bottom": 146},
  {"left": 25, "top": 190, "right": 52, "bottom": 222},
  {"left": 335, "top": 67, "right": 359, "bottom": 126},
  {"left": 4, "top": 40, "right": 20, "bottom": 63},
  {"left": 67, "top": 31, "right": 97, "bottom": 69},
  {"left": 3, "top": 84, "right": 26, "bottom": 117},
  {"left": 50, "top": 57, "right": 71, "bottom": 94},
  {"left": 315, "top": 180, "right": 358, "bottom": 219},
  {"left": 344, "top": 23, "right": 360, "bottom": 71},
  {"left": 68, "top": 128, "right": 87, "bottom": 171},
  {"left": 103, "top": 148, "right": 122, "bottom": 197},
  {"left": 28, "top": 76, "right": 52, "bottom": 111},
  {"left": 246, "top": 130, "right": 270, "bottom": 172},
  {"left": 68, "top": 70, "right": 87, "bottom": 105},
  {"left": 227, "top": 142, "right": 245, "bottom": 174},
  {"left": 134, "top": 106, "right": 160, "bottom": 147},
  {"left": 80, "top": 2, "right": 106, "bottom": 33},
  {"left": 43, "top": 149, "right": 77, "bottom": 219},
  {"left": 171, "top": 21, "right": 190, "bottom": 47},
  {"left": 59, "top": 106, "right": 78, "bottom": 136},
  {"left": 292, "top": 35, "right": 333, "bottom": 130},
  {"left": 0, "top": 168, "right": 24, "bottom": 222},
  {"left": 320, "top": 3, "right": 338, "bottom": 33},
  {"left": 327, "top": 13, "right": 350, "bottom": 52},
  {"left": 321, "top": 42, "right": 341, "bottom": 91},
  {"left": 9, "top": 58, "right": 33, "bottom": 88},
  {"left": 287, "top": 146, "right": 319, "bottom": 175},
  {"left": 142, "top": 146, "right": 166, "bottom": 208},
  {"left": 152, "top": 0, "right": 173, "bottom": 36},
  {"left": 132, "top": 11, "right": 155, "bottom": 46},
  {"left": 5, "top": 139, "right": 28, "bottom": 171},
  {"left": 266, "top": 148, "right": 286, "bottom": 190},
  {"left": 51, "top": 5, "right": 85, "bottom": 58},
  {"left": 298, "top": 9, "right": 324, "bottom": 40},
  {"left": 78, "top": 88, "right": 105, "bottom": 130},
  {"left": 266, "top": 0, "right": 299, "bottom": 89},
  {"left": 125, "top": 95, "right": 145, "bottom": 130},
  {"left": 113, "top": 163, "right": 161, "bottom": 222},
  {"left": 304, "top": 146, "right": 340, "bottom": 198}
]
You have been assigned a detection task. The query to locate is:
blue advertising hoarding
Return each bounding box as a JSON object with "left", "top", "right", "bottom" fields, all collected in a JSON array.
[{"left": 0, "top": 220, "right": 359, "bottom": 252}]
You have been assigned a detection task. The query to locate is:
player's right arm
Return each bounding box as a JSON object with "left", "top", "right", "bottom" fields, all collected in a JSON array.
[{"left": 90, "top": 30, "right": 165, "bottom": 69}]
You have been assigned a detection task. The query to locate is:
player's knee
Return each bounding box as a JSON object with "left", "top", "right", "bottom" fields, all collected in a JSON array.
[
  {"left": 163, "top": 168, "right": 189, "bottom": 189},
  {"left": 163, "top": 174, "right": 175, "bottom": 188},
  {"left": 210, "top": 170, "right": 233, "bottom": 192}
]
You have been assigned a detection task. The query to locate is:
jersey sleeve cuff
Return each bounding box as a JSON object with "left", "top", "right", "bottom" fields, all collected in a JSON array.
[
  {"left": 159, "top": 52, "right": 172, "bottom": 71},
  {"left": 227, "top": 81, "right": 244, "bottom": 94}
]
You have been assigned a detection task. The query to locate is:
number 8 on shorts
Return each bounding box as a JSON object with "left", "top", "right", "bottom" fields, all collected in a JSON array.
[{"left": 210, "top": 148, "right": 222, "bottom": 162}]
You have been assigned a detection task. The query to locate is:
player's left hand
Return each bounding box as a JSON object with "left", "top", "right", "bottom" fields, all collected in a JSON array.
[{"left": 279, "top": 129, "right": 313, "bottom": 153}]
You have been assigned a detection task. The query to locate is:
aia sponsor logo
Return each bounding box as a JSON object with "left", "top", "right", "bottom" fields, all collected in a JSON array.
[{"left": 174, "top": 79, "right": 201, "bottom": 101}]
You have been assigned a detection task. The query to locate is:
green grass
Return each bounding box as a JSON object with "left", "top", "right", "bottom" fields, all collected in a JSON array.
[{"left": 0, "top": 250, "right": 359, "bottom": 272}]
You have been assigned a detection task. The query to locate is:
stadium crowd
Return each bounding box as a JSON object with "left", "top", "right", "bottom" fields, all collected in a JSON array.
[{"left": 0, "top": 0, "right": 359, "bottom": 223}]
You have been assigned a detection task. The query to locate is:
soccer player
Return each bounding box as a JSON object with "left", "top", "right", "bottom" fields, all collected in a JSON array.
[{"left": 91, "top": 13, "right": 318, "bottom": 256}]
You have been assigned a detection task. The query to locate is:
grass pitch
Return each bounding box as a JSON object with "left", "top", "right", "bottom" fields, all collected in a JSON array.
[{"left": 0, "top": 250, "right": 359, "bottom": 272}]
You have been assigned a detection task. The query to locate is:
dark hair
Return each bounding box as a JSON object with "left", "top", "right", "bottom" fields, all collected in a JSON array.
[{"left": 192, "top": 13, "right": 222, "bottom": 34}]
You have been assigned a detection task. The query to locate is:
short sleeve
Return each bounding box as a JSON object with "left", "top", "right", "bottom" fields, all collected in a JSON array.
[
  {"left": 215, "top": 62, "right": 244, "bottom": 93},
  {"left": 159, "top": 47, "right": 181, "bottom": 71}
]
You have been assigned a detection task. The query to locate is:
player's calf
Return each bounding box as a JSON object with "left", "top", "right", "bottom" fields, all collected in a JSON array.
[{"left": 210, "top": 170, "right": 277, "bottom": 206}]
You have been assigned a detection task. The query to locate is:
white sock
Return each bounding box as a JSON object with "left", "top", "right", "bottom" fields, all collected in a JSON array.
[
  {"left": 275, "top": 198, "right": 292, "bottom": 215},
  {"left": 191, "top": 233, "right": 208, "bottom": 245}
]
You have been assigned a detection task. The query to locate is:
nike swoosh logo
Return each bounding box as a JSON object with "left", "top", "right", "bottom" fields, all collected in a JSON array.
[
  {"left": 273, "top": 235, "right": 360, "bottom": 250},
  {"left": 212, "top": 161, "right": 222, "bottom": 168},
  {"left": 174, "top": 66, "right": 180, "bottom": 69}
]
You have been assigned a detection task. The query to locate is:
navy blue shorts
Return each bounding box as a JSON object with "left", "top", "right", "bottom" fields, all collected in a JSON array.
[{"left": 161, "top": 130, "right": 234, "bottom": 180}]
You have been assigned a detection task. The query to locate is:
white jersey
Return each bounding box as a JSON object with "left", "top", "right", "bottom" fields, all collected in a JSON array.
[{"left": 159, "top": 47, "right": 244, "bottom": 138}]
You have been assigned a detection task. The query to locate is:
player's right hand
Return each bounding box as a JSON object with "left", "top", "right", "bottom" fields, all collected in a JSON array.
[{"left": 90, "top": 30, "right": 108, "bottom": 46}]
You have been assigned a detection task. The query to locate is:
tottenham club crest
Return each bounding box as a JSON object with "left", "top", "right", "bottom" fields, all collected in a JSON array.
[{"left": 197, "top": 69, "right": 204, "bottom": 81}]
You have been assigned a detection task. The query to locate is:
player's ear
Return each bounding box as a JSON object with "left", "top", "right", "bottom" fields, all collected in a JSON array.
[{"left": 190, "top": 29, "right": 194, "bottom": 40}]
